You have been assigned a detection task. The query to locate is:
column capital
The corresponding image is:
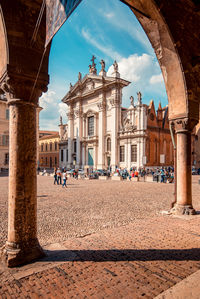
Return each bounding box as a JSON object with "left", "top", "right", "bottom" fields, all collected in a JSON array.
[
  {"left": 67, "top": 111, "right": 74, "bottom": 120},
  {"left": 97, "top": 102, "right": 106, "bottom": 111},
  {"left": 109, "top": 98, "right": 120, "bottom": 108},
  {"left": 170, "top": 117, "right": 198, "bottom": 133},
  {"left": 74, "top": 109, "right": 83, "bottom": 119},
  {"left": 0, "top": 70, "right": 49, "bottom": 105}
]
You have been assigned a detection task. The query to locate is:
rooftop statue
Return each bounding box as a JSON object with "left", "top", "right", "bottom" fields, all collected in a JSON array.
[
  {"left": 100, "top": 59, "right": 105, "bottom": 72},
  {"left": 113, "top": 60, "right": 118, "bottom": 72},
  {"left": 130, "top": 96, "right": 134, "bottom": 106},
  {"left": 60, "top": 116, "right": 63, "bottom": 125},
  {"left": 88, "top": 64, "right": 92, "bottom": 73},
  {"left": 69, "top": 83, "right": 73, "bottom": 89},
  {"left": 78, "top": 72, "right": 82, "bottom": 81},
  {"left": 89, "top": 55, "right": 97, "bottom": 74},
  {"left": 137, "top": 92, "right": 142, "bottom": 105}
]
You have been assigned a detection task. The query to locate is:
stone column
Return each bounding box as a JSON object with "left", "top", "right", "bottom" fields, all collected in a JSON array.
[
  {"left": 67, "top": 109, "right": 74, "bottom": 168},
  {"left": 110, "top": 89, "right": 120, "bottom": 171},
  {"left": 1, "top": 99, "right": 44, "bottom": 267},
  {"left": 75, "top": 106, "right": 82, "bottom": 168},
  {"left": 97, "top": 101, "right": 106, "bottom": 169},
  {"left": 82, "top": 143, "right": 86, "bottom": 167},
  {"left": 127, "top": 142, "right": 131, "bottom": 170},
  {"left": 171, "top": 118, "right": 196, "bottom": 215}
]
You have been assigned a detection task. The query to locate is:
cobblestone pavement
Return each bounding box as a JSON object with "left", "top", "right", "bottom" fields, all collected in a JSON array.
[{"left": 0, "top": 176, "right": 200, "bottom": 298}]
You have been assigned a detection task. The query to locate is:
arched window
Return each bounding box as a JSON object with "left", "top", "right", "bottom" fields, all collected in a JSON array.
[{"left": 107, "top": 138, "right": 111, "bottom": 151}]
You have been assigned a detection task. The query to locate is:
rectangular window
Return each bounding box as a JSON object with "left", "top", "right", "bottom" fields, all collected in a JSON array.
[
  {"left": 74, "top": 140, "right": 76, "bottom": 153},
  {"left": 120, "top": 146, "right": 125, "bottom": 162},
  {"left": 55, "top": 157, "right": 57, "bottom": 165},
  {"left": 45, "top": 144, "right": 48, "bottom": 151},
  {"left": 61, "top": 149, "right": 63, "bottom": 162},
  {"left": 88, "top": 116, "right": 94, "bottom": 136},
  {"left": 2, "top": 135, "right": 9, "bottom": 146},
  {"left": 55, "top": 142, "right": 57, "bottom": 150},
  {"left": 45, "top": 157, "right": 48, "bottom": 165},
  {"left": 41, "top": 144, "right": 44, "bottom": 152},
  {"left": 131, "top": 145, "right": 137, "bottom": 162},
  {"left": 6, "top": 109, "right": 9, "bottom": 120},
  {"left": 50, "top": 143, "right": 52, "bottom": 151},
  {"left": 66, "top": 149, "right": 68, "bottom": 162},
  {"left": 5, "top": 153, "right": 9, "bottom": 165}
]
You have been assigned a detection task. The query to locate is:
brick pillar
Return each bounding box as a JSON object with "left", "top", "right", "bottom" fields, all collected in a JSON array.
[{"left": 171, "top": 118, "right": 197, "bottom": 215}]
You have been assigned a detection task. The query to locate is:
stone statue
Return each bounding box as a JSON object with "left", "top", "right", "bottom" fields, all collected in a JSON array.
[
  {"left": 70, "top": 83, "right": 73, "bottom": 89},
  {"left": 91, "top": 55, "right": 96, "bottom": 65},
  {"left": 89, "top": 64, "right": 92, "bottom": 73},
  {"left": 90, "top": 55, "right": 97, "bottom": 74},
  {"left": 113, "top": 60, "right": 118, "bottom": 72},
  {"left": 60, "top": 116, "right": 63, "bottom": 125},
  {"left": 78, "top": 72, "right": 82, "bottom": 81},
  {"left": 137, "top": 92, "right": 142, "bottom": 105},
  {"left": 130, "top": 96, "right": 134, "bottom": 106},
  {"left": 100, "top": 59, "right": 105, "bottom": 71}
]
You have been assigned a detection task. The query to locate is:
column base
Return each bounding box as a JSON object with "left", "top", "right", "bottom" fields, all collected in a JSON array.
[
  {"left": 1, "top": 240, "right": 45, "bottom": 267},
  {"left": 170, "top": 204, "right": 196, "bottom": 215}
]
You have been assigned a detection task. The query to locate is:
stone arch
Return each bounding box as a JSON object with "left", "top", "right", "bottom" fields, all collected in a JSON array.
[
  {"left": 0, "top": 0, "right": 200, "bottom": 267},
  {"left": 0, "top": 6, "right": 8, "bottom": 81}
]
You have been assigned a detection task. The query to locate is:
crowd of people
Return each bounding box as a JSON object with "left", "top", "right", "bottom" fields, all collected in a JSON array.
[
  {"left": 114, "top": 166, "right": 174, "bottom": 183},
  {"left": 51, "top": 166, "right": 174, "bottom": 186}
]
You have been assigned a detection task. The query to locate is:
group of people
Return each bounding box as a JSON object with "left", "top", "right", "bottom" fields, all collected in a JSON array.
[
  {"left": 54, "top": 168, "right": 67, "bottom": 188},
  {"left": 115, "top": 166, "right": 174, "bottom": 183}
]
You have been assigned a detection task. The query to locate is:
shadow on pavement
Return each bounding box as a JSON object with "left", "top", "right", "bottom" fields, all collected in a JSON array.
[{"left": 42, "top": 248, "right": 200, "bottom": 262}]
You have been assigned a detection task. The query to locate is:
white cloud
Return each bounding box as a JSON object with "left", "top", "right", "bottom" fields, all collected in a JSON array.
[
  {"left": 107, "top": 53, "right": 167, "bottom": 108},
  {"left": 108, "top": 53, "right": 153, "bottom": 82},
  {"left": 81, "top": 28, "right": 122, "bottom": 61},
  {"left": 104, "top": 12, "right": 114, "bottom": 19},
  {"left": 39, "top": 90, "right": 67, "bottom": 130},
  {"left": 150, "top": 73, "right": 163, "bottom": 84},
  {"left": 96, "top": 2, "right": 153, "bottom": 55}
]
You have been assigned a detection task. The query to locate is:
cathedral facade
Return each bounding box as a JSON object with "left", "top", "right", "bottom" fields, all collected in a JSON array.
[{"left": 59, "top": 57, "right": 174, "bottom": 171}]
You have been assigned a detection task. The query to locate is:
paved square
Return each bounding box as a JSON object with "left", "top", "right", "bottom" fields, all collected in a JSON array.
[{"left": 0, "top": 176, "right": 200, "bottom": 298}]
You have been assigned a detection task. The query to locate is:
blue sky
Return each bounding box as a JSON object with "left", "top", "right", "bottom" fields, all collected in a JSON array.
[{"left": 39, "top": 0, "right": 168, "bottom": 130}]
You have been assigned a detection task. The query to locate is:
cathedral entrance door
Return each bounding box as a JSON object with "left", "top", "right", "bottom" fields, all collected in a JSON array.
[
  {"left": 88, "top": 148, "right": 94, "bottom": 166},
  {"left": 107, "top": 156, "right": 111, "bottom": 167}
]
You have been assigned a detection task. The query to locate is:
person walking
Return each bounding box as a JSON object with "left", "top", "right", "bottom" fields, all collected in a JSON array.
[
  {"left": 54, "top": 167, "right": 57, "bottom": 185},
  {"left": 57, "top": 168, "right": 62, "bottom": 185},
  {"left": 62, "top": 170, "right": 67, "bottom": 188}
]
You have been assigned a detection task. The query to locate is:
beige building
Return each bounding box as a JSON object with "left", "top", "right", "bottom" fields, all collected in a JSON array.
[
  {"left": 39, "top": 131, "right": 60, "bottom": 168},
  {"left": 0, "top": 94, "right": 9, "bottom": 170}
]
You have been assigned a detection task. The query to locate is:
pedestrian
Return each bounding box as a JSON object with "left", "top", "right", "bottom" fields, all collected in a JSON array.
[
  {"left": 160, "top": 168, "right": 165, "bottom": 183},
  {"left": 54, "top": 167, "right": 57, "bottom": 185},
  {"left": 57, "top": 168, "right": 62, "bottom": 185},
  {"left": 62, "top": 170, "right": 67, "bottom": 188}
]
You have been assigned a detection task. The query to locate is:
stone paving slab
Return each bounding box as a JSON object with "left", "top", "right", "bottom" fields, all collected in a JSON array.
[
  {"left": 155, "top": 269, "right": 200, "bottom": 299},
  {"left": 0, "top": 215, "right": 200, "bottom": 298}
]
